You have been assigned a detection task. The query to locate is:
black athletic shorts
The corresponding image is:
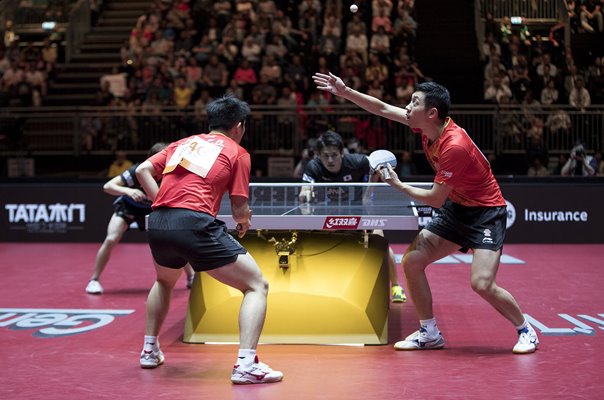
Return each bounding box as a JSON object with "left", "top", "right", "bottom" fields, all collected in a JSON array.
[
  {"left": 146, "top": 208, "right": 247, "bottom": 272},
  {"left": 113, "top": 197, "right": 150, "bottom": 231},
  {"left": 425, "top": 200, "right": 507, "bottom": 253}
]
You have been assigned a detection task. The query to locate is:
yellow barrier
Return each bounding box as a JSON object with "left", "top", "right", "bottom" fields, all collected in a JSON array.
[{"left": 183, "top": 231, "right": 390, "bottom": 345}]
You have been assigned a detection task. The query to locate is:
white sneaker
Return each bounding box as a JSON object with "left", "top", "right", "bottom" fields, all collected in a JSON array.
[
  {"left": 85, "top": 280, "right": 103, "bottom": 294},
  {"left": 513, "top": 325, "right": 539, "bottom": 354},
  {"left": 394, "top": 327, "right": 445, "bottom": 350},
  {"left": 231, "top": 357, "right": 283, "bottom": 384},
  {"left": 140, "top": 348, "right": 165, "bottom": 369}
]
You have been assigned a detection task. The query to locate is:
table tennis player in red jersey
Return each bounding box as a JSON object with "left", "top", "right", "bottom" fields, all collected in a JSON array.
[
  {"left": 313, "top": 72, "right": 538, "bottom": 354},
  {"left": 135, "top": 96, "right": 283, "bottom": 384}
]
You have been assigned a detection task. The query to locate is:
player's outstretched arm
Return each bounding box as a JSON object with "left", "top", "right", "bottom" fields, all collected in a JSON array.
[
  {"left": 312, "top": 72, "right": 409, "bottom": 125},
  {"left": 382, "top": 164, "right": 452, "bottom": 209},
  {"left": 135, "top": 160, "right": 160, "bottom": 201},
  {"left": 103, "top": 174, "right": 147, "bottom": 202}
]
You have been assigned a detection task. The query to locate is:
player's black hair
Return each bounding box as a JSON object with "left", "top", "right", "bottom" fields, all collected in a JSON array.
[
  {"left": 316, "top": 130, "right": 344, "bottom": 152},
  {"left": 207, "top": 95, "right": 251, "bottom": 132},
  {"left": 148, "top": 142, "right": 167, "bottom": 157},
  {"left": 415, "top": 82, "right": 450, "bottom": 121}
]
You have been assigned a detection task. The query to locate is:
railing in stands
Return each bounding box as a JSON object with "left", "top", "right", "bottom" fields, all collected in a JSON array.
[
  {"left": 480, "top": 0, "right": 564, "bottom": 21},
  {"left": 0, "top": 105, "right": 602, "bottom": 157},
  {"left": 475, "top": 0, "right": 571, "bottom": 74}
]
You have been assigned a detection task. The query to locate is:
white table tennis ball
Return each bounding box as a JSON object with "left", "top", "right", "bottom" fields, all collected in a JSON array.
[{"left": 350, "top": 4, "right": 358, "bottom": 13}]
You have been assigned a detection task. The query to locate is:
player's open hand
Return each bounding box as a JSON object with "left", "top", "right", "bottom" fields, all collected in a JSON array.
[{"left": 313, "top": 72, "right": 347, "bottom": 97}]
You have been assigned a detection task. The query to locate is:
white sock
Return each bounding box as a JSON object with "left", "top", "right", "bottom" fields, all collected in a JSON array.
[
  {"left": 515, "top": 319, "right": 529, "bottom": 333},
  {"left": 236, "top": 349, "right": 257, "bottom": 368},
  {"left": 143, "top": 335, "right": 159, "bottom": 352},
  {"left": 420, "top": 318, "right": 439, "bottom": 337}
]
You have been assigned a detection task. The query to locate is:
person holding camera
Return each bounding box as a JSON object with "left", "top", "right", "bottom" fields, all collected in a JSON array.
[{"left": 561, "top": 144, "right": 597, "bottom": 176}]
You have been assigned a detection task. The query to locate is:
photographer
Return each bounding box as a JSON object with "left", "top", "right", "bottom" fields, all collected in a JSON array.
[
  {"left": 293, "top": 138, "right": 317, "bottom": 178},
  {"left": 561, "top": 144, "right": 597, "bottom": 176}
]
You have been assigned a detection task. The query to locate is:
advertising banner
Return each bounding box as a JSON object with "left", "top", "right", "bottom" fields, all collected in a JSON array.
[
  {"left": 500, "top": 183, "right": 603, "bottom": 243},
  {"left": 1, "top": 181, "right": 603, "bottom": 243},
  {"left": 391, "top": 182, "right": 604, "bottom": 244},
  {"left": 0, "top": 182, "right": 147, "bottom": 243}
]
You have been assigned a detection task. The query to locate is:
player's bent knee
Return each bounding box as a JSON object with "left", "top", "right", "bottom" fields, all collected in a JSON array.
[
  {"left": 103, "top": 236, "right": 121, "bottom": 247},
  {"left": 402, "top": 252, "right": 428, "bottom": 274},
  {"left": 470, "top": 277, "right": 494, "bottom": 296},
  {"left": 244, "top": 273, "right": 269, "bottom": 295},
  {"left": 258, "top": 277, "right": 269, "bottom": 295},
  {"left": 156, "top": 272, "right": 181, "bottom": 288}
]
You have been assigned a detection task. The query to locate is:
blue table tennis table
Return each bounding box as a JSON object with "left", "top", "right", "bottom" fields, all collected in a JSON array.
[{"left": 184, "top": 183, "right": 430, "bottom": 345}]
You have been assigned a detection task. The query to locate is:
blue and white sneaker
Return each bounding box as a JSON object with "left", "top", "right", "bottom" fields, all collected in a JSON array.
[
  {"left": 513, "top": 324, "right": 539, "bottom": 354},
  {"left": 394, "top": 327, "right": 445, "bottom": 350},
  {"left": 140, "top": 348, "right": 165, "bottom": 369}
]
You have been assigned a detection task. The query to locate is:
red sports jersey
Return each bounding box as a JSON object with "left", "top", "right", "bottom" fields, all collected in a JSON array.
[
  {"left": 148, "top": 133, "right": 251, "bottom": 216},
  {"left": 421, "top": 118, "right": 506, "bottom": 207}
]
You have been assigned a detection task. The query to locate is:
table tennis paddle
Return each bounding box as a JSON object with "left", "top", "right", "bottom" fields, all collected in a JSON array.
[{"left": 368, "top": 149, "right": 397, "bottom": 179}]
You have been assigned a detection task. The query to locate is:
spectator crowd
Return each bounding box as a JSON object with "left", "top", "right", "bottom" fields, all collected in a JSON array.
[
  {"left": 1, "top": 0, "right": 603, "bottom": 177},
  {"left": 97, "top": 0, "right": 423, "bottom": 123},
  {"left": 481, "top": 0, "right": 604, "bottom": 176}
]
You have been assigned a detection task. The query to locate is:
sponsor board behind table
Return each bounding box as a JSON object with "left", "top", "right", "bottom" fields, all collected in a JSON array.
[
  {"left": 388, "top": 182, "right": 603, "bottom": 244},
  {"left": 0, "top": 183, "right": 147, "bottom": 243},
  {"left": 498, "top": 184, "right": 599, "bottom": 243},
  {"left": 0, "top": 182, "right": 602, "bottom": 243}
]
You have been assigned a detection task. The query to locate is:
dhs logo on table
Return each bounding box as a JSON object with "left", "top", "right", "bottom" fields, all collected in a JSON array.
[
  {"left": 323, "top": 216, "right": 361, "bottom": 230},
  {"left": 323, "top": 216, "right": 388, "bottom": 229}
]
